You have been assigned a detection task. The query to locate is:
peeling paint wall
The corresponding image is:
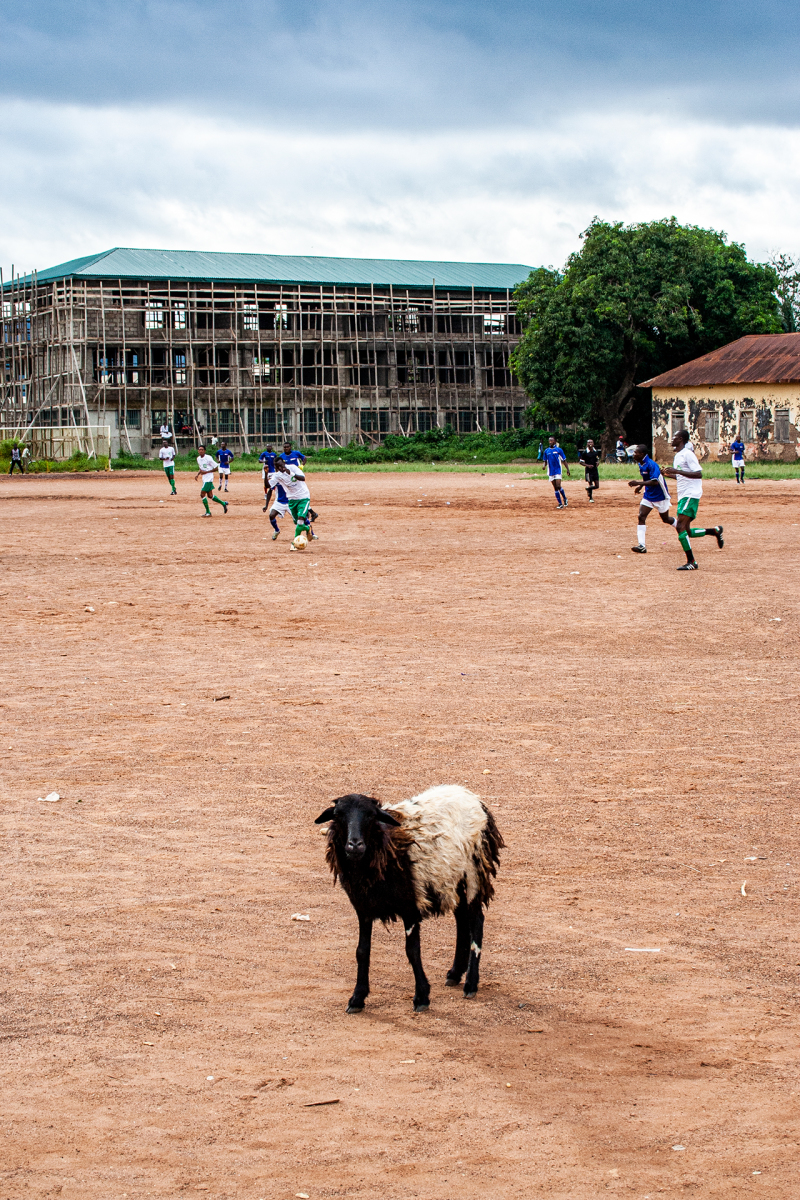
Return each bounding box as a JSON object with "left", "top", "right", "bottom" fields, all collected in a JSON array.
[{"left": 651, "top": 383, "right": 799, "bottom": 462}]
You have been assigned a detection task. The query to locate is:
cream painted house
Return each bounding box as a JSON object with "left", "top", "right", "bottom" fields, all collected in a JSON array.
[{"left": 641, "top": 333, "right": 800, "bottom": 462}]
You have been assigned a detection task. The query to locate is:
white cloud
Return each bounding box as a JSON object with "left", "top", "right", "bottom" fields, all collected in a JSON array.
[{"left": 1, "top": 99, "right": 798, "bottom": 275}]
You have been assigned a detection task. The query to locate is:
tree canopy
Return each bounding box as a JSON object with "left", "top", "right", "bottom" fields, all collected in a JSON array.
[{"left": 510, "top": 218, "right": 782, "bottom": 453}]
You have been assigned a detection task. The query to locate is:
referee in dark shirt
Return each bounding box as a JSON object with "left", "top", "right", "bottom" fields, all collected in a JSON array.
[{"left": 579, "top": 439, "right": 600, "bottom": 502}]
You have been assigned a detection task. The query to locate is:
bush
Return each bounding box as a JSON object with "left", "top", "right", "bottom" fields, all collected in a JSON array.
[{"left": 295, "top": 426, "right": 601, "bottom": 465}]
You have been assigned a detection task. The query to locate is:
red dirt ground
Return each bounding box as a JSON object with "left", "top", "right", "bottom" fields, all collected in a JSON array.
[{"left": 1, "top": 468, "right": 798, "bottom": 1200}]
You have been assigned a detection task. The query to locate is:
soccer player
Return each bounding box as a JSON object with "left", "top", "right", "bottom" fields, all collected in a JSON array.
[
  {"left": 730, "top": 433, "right": 746, "bottom": 484},
  {"left": 628, "top": 444, "right": 675, "bottom": 552},
  {"left": 259, "top": 443, "right": 277, "bottom": 511},
  {"left": 579, "top": 438, "right": 600, "bottom": 502},
  {"left": 195, "top": 445, "right": 228, "bottom": 517},
  {"left": 8, "top": 445, "right": 24, "bottom": 474},
  {"left": 282, "top": 441, "right": 306, "bottom": 468},
  {"left": 159, "top": 439, "right": 177, "bottom": 495},
  {"left": 662, "top": 430, "right": 723, "bottom": 571},
  {"left": 268, "top": 455, "right": 313, "bottom": 550},
  {"left": 217, "top": 441, "right": 234, "bottom": 491},
  {"left": 542, "top": 436, "right": 570, "bottom": 508}
]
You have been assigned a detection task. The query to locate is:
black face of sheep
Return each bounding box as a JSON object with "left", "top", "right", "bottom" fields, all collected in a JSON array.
[
  {"left": 317, "top": 793, "right": 401, "bottom": 861},
  {"left": 315, "top": 785, "right": 504, "bottom": 1014}
]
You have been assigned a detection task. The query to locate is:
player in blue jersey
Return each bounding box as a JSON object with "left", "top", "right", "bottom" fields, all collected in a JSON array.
[
  {"left": 216, "top": 442, "right": 234, "bottom": 491},
  {"left": 628, "top": 444, "right": 676, "bottom": 553},
  {"left": 282, "top": 441, "right": 306, "bottom": 468},
  {"left": 259, "top": 445, "right": 278, "bottom": 513},
  {"left": 730, "top": 435, "right": 746, "bottom": 484},
  {"left": 542, "top": 437, "right": 570, "bottom": 508}
]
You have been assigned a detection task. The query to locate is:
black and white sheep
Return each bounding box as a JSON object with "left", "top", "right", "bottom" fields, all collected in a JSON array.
[{"left": 315, "top": 784, "right": 504, "bottom": 1012}]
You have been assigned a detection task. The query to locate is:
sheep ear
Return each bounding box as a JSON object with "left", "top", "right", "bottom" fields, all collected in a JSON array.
[
  {"left": 314, "top": 807, "right": 337, "bottom": 824},
  {"left": 376, "top": 809, "right": 400, "bottom": 827}
]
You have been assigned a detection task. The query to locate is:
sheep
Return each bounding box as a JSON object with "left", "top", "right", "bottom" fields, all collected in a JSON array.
[{"left": 315, "top": 784, "right": 504, "bottom": 1013}]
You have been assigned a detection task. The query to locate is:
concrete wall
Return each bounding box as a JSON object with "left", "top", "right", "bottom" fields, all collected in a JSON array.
[{"left": 651, "top": 383, "right": 800, "bottom": 462}]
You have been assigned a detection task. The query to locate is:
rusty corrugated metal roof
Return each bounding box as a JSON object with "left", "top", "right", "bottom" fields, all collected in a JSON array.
[{"left": 640, "top": 333, "right": 800, "bottom": 388}]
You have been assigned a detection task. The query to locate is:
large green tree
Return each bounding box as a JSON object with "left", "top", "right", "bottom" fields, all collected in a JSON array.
[{"left": 511, "top": 218, "right": 781, "bottom": 454}]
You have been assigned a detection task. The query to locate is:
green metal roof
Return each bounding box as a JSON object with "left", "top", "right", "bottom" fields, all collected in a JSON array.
[{"left": 10, "top": 247, "right": 533, "bottom": 292}]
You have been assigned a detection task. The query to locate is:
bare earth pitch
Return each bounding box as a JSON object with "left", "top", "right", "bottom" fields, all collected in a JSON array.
[{"left": 1, "top": 471, "right": 798, "bottom": 1199}]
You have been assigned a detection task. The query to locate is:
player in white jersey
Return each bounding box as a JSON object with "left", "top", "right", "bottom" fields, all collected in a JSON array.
[
  {"left": 662, "top": 430, "right": 723, "bottom": 571},
  {"left": 158, "top": 439, "right": 177, "bottom": 494}
]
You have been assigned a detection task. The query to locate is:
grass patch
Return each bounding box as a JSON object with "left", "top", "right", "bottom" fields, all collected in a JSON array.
[{"left": 1, "top": 452, "right": 109, "bottom": 474}]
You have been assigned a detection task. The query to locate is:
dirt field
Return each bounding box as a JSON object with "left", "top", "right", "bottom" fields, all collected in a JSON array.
[{"left": 1, "top": 468, "right": 798, "bottom": 1200}]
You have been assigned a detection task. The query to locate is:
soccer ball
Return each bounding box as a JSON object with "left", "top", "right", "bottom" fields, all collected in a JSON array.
[{"left": 293, "top": 533, "right": 308, "bottom": 550}]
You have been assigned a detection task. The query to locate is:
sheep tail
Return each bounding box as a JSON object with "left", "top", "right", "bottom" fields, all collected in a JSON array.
[{"left": 475, "top": 803, "right": 505, "bottom": 908}]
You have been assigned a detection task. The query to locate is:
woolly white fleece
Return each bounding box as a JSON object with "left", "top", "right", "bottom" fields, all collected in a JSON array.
[{"left": 386, "top": 784, "right": 488, "bottom": 915}]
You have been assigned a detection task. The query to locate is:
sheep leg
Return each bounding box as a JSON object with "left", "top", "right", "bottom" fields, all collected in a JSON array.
[
  {"left": 446, "top": 894, "right": 471, "bottom": 986},
  {"left": 463, "top": 900, "right": 485, "bottom": 998},
  {"left": 347, "top": 912, "right": 373, "bottom": 1013},
  {"left": 404, "top": 921, "right": 431, "bottom": 1012}
]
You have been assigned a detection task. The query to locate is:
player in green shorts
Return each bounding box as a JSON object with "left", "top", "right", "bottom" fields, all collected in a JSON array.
[
  {"left": 662, "top": 430, "right": 723, "bottom": 570},
  {"left": 159, "top": 439, "right": 177, "bottom": 494},
  {"left": 194, "top": 445, "right": 228, "bottom": 517}
]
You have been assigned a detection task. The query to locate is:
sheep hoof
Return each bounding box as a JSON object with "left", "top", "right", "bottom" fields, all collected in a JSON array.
[
  {"left": 413, "top": 1001, "right": 430, "bottom": 1012},
  {"left": 463, "top": 990, "right": 477, "bottom": 999},
  {"left": 346, "top": 1002, "right": 365, "bottom": 1014}
]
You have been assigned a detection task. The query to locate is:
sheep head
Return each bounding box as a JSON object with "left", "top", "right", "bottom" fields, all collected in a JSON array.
[{"left": 315, "top": 793, "right": 400, "bottom": 861}]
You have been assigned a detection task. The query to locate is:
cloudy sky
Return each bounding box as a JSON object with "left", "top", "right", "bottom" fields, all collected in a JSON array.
[{"left": 2, "top": 0, "right": 798, "bottom": 275}]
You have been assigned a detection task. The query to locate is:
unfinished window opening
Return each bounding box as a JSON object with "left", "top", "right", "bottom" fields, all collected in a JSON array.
[
  {"left": 704, "top": 411, "right": 719, "bottom": 442},
  {"left": 145, "top": 301, "right": 164, "bottom": 330},
  {"left": 174, "top": 351, "right": 187, "bottom": 386},
  {"left": 252, "top": 355, "right": 271, "bottom": 380},
  {"left": 173, "top": 303, "right": 187, "bottom": 330},
  {"left": 485, "top": 348, "right": 512, "bottom": 388},
  {"left": 242, "top": 303, "right": 259, "bottom": 332},
  {"left": 274, "top": 304, "right": 289, "bottom": 331},
  {"left": 483, "top": 313, "right": 504, "bottom": 336},
  {"left": 774, "top": 409, "right": 790, "bottom": 442}
]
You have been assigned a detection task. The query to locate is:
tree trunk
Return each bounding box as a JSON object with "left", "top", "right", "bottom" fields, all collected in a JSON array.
[{"left": 599, "top": 346, "right": 640, "bottom": 458}]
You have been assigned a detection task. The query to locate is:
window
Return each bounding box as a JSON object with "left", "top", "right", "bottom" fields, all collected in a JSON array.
[
  {"left": 145, "top": 301, "right": 164, "bottom": 330},
  {"left": 485, "top": 349, "right": 511, "bottom": 388},
  {"left": 491, "top": 408, "right": 511, "bottom": 431},
  {"left": 704, "top": 411, "right": 719, "bottom": 441},
  {"left": 174, "top": 352, "right": 187, "bottom": 386},
  {"left": 360, "top": 410, "right": 389, "bottom": 434},
  {"left": 209, "top": 409, "right": 238, "bottom": 435},
  {"left": 125, "top": 348, "right": 141, "bottom": 384},
  {"left": 151, "top": 409, "right": 167, "bottom": 435},
  {"left": 458, "top": 410, "right": 476, "bottom": 433},
  {"left": 774, "top": 409, "right": 790, "bottom": 442},
  {"left": 173, "top": 303, "right": 187, "bottom": 330},
  {"left": 671, "top": 412, "right": 686, "bottom": 438},
  {"left": 483, "top": 313, "right": 505, "bottom": 336},
  {"left": 323, "top": 408, "right": 340, "bottom": 433},
  {"left": 413, "top": 410, "right": 434, "bottom": 432},
  {"left": 248, "top": 408, "right": 278, "bottom": 436},
  {"left": 242, "top": 303, "right": 258, "bottom": 332},
  {"left": 124, "top": 409, "right": 141, "bottom": 429},
  {"left": 740, "top": 411, "right": 754, "bottom": 441},
  {"left": 252, "top": 355, "right": 271, "bottom": 380},
  {"left": 303, "top": 408, "right": 320, "bottom": 434},
  {"left": 275, "top": 303, "right": 289, "bottom": 330}
]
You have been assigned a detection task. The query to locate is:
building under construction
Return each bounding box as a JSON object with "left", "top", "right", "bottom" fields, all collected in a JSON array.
[{"left": 1, "top": 248, "right": 533, "bottom": 456}]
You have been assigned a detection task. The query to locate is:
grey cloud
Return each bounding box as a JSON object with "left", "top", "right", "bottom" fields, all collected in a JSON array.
[{"left": 1, "top": 1, "right": 799, "bottom": 129}]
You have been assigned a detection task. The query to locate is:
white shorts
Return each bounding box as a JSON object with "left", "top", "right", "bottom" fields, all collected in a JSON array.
[
  {"left": 270, "top": 500, "right": 289, "bottom": 517},
  {"left": 732, "top": 457, "right": 744, "bottom": 467},
  {"left": 219, "top": 466, "right": 230, "bottom": 476},
  {"left": 548, "top": 474, "right": 563, "bottom": 484},
  {"left": 640, "top": 496, "right": 672, "bottom": 514}
]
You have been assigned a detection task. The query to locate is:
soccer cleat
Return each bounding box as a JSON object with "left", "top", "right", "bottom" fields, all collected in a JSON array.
[
  {"left": 272, "top": 529, "right": 280, "bottom": 540},
  {"left": 202, "top": 512, "right": 212, "bottom": 517},
  {"left": 715, "top": 526, "right": 724, "bottom": 549},
  {"left": 563, "top": 499, "right": 569, "bottom": 507},
  {"left": 290, "top": 544, "right": 298, "bottom": 551},
  {"left": 588, "top": 497, "right": 594, "bottom": 503},
  {"left": 677, "top": 561, "right": 699, "bottom": 570},
  {"left": 310, "top": 531, "right": 319, "bottom": 540},
  {"left": 631, "top": 544, "right": 647, "bottom": 553},
  {"left": 556, "top": 504, "right": 563, "bottom": 509},
  {"left": 223, "top": 502, "right": 228, "bottom": 514}
]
